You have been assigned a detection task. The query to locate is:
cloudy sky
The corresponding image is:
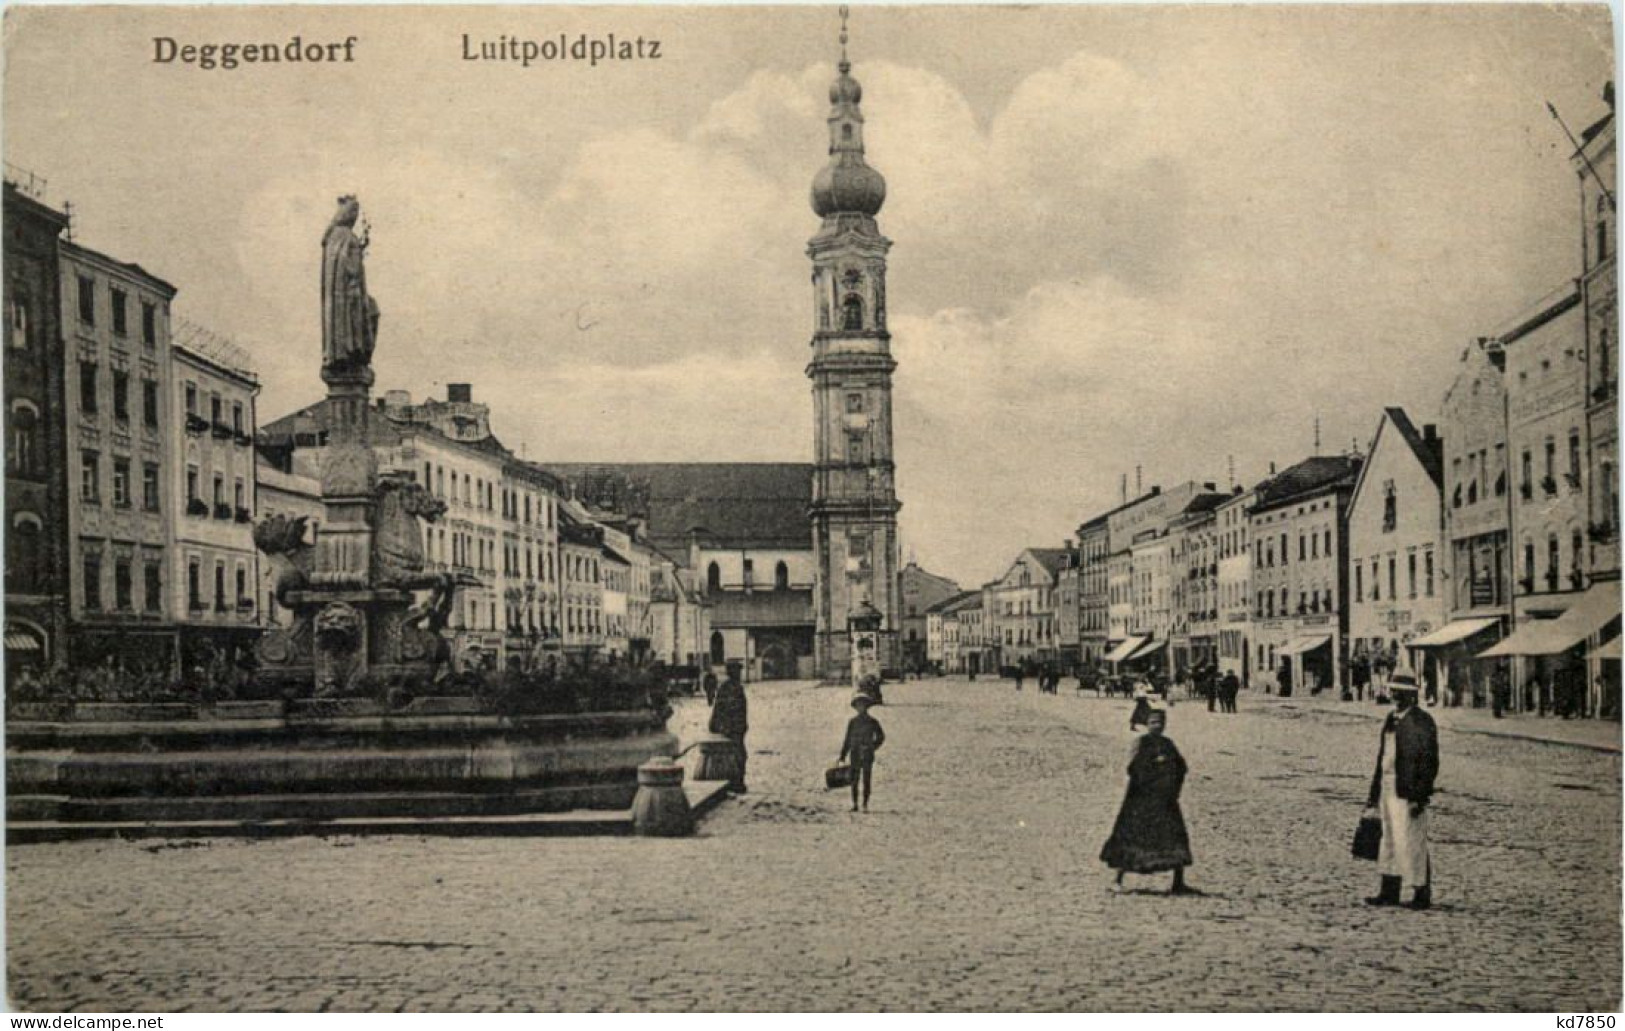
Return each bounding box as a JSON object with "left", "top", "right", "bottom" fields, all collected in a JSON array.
[{"left": 4, "top": 4, "right": 1613, "bottom": 586}]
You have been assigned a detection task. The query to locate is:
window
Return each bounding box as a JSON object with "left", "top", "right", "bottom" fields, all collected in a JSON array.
[
  {"left": 143, "top": 463, "right": 160, "bottom": 511},
  {"left": 1325, "top": 529, "right": 1332, "bottom": 556},
  {"left": 187, "top": 466, "right": 200, "bottom": 502},
  {"left": 775, "top": 560, "right": 790, "bottom": 590},
  {"left": 188, "top": 560, "right": 202, "bottom": 611},
  {"left": 80, "top": 451, "right": 100, "bottom": 503},
  {"left": 142, "top": 301, "right": 157, "bottom": 346},
  {"left": 79, "top": 361, "right": 98, "bottom": 414},
  {"left": 112, "top": 457, "right": 130, "bottom": 507},
  {"left": 1407, "top": 552, "right": 1417, "bottom": 599},
  {"left": 5, "top": 517, "right": 40, "bottom": 591},
  {"left": 707, "top": 562, "right": 721, "bottom": 593},
  {"left": 742, "top": 558, "right": 755, "bottom": 586},
  {"left": 114, "top": 558, "right": 132, "bottom": 611},
  {"left": 210, "top": 394, "right": 222, "bottom": 426},
  {"left": 1388, "top": 556, "right": 1396, "bottom": 600},
  {"left": 213, "top": 473, "right": 225, "bottom": 506},
  {"left": 1355, "top": 563, "right": 1363, "bottom": 602},
  {"left": 77, "top": 275, "right": 95, "bottom": 325},
  {"left": 110, "top": 288, "right": 128, "bottom": 336},
  {"left": 234, "top": 479, "right": 246, "bottom": 512},
  {"left": 184, "top": 382, "right": 197, "bottom": 416},
  {"left": 847, "top": 431, "right": 867, "bottom": 465},
  {"left": 1568, "top": 431, "right": 1582, "bottom": 486},
  {"left": 1547, "top": 534, "right": 1560, "bottom": 590},
  {"left": 10, "top": 405, "right": 37, "bottom": 475},
  {"left": 83, "top": 552, "right": 102, "bottom": 610},
  {"left": 112, "top": 369, "right": 129, "bottom": 421},
  {"left": 1280, "top": 533, "right": 1288, "bottom": 565},
  {"left": 233, "top": 402, "right": 244, "bottom": 434},
  {"left": 9, "top": 293, "right": 29, "bottom": 350},
  {"left": 214, "top": 562, "right": 227, "bottom": 611},
  {"left": 236, "top": 566, "right": 248, "bottom": 604},
  {"left": 1545, "top": 438, "right": 1556, "bottom": 482},
  {"left": 1602, "top": 327, "right": 1613, "bottom": 389},
  {"left": 846, "top": 393, "right": 864, "bottom": 413},
  {"left": 144, "top": 562, "right": 162, "bottom": 612},
  {"left": 1370, "top": 559, "right": 1380, "bottom": 601},
  {"left": 842, "top": 294, "right": 863, "bottom": 331},
  {"left": 142, "top": 378, "right": 158, "bottom": 428},
  {"left": 1425, "top": 549, "right": 1435, "bottom": 597}
]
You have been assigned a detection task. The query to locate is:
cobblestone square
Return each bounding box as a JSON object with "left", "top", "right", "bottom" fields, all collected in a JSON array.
[{"left": 7, "top": 678, "right": 1620, "bottom": 1011}]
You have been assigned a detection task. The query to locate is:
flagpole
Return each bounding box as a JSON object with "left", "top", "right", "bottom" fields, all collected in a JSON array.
[{"left": 1548, "top": 100, "right": 1616, "bottom": 210}]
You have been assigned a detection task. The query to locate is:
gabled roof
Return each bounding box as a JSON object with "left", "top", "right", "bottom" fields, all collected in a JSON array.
[
  {"left": 1251, "top": 454, "right": 1362, "bottom": 515},
  {"left": 541, "top": 462, "right": 813, "bottom": 556},
  {"left": 1027, "top": 548, "right": 1074, "bottom": 577},
  {"left": 1348, "top": 407, "right": 1444, "bottom": 516}
]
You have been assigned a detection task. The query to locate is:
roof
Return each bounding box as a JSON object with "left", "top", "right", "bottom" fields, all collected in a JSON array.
[
  {"left": 1382, "top": 407, "right": 1443, "bottom": 489},
  {"left": 541, "top": 462, "right": 813, "bottom": 555},
  {"left": 1026, "top": 548, "right": 1074, "bottom": 577},
  {"left": 1251, "top": 455, "right": 1362, "bottom": 515},
  {"left": 59, "top": 239, "right": 177, "bottom": 296},
  {"left": 926, "top": 589, "right": 983, "bottom": 616}
]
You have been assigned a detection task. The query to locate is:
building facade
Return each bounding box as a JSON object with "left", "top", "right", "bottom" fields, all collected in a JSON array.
[
  {"left": 1248, "top": 455, "right": 1361, "bottom": 695},
  {"left": 172, "top": 336, "right": 260, "bottom": 669},
  {"left": 1577, "top": 89, "right": 1619, "bottom": 588},
  {"left": 1214, "top": 487, "right": 1254, "bottom": 685},
  {"left": 807, "top": 41, "right": 902, "bottom": 680},
  {"left": 1077, "top": 515, "right": 1110, "bottom": 667},
  {"left": 1439, "top": 335, "right": 1514, "bottom": 707},
  {"left": 3, "top": 180, "right": 70, "bottom": 673},
  {"left": 898, "top": 561, "right": 961, "bottom": 672},
  {"left": 60, "top": 240, "right": 181, "bottom": 671},
  {"left": 1346, "top": 409, "right": 1445, "bottom": 698}
]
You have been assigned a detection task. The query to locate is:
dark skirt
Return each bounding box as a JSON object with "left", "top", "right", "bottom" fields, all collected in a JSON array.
[{"left": 1100, "top": 769, "right": 1192, "bottom": 873}]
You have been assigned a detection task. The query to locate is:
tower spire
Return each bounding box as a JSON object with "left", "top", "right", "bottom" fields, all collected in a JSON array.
[{"left": 839, "top": 5, "right": 850, "bottom": 72}]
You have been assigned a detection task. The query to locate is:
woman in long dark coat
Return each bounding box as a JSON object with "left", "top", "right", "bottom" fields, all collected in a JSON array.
[{"left": 1100, "top": 706, "right": 1195, "bottom": 894}]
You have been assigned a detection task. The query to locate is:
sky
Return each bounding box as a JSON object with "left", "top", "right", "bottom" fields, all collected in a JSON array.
[{"left": 3, "top": 4, "right": 1615, "bottom": 587}]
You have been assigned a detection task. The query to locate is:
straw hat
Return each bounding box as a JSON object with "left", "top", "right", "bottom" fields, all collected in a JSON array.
[
  {"left": 851, "top": 692, "right": 875, "bottom": 709},
  {"left": 1389, "top": 671, "right": 1420, "bottom": 692}
]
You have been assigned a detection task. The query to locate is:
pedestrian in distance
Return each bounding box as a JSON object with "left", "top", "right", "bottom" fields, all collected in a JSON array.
[
  {"left": 1220, "top": 670, "right": 1241, "bottom": 714},
  {"left": 839, "top": 692, "right": 886, "bottom": 812},
  {"left": 1363, "top": 672, "right": 1439, "bottom": 910},
  {"left": 702, "top": 668, "right": 719, "bottom": 706},
  {"left": 1014, "top": 665, "right": 1025, "bottom": 692},
  {"left": 1129, "top": 681, "right": 1154, "bottom": 730},
  {"left": 1100, "top": 703, "right": 1196, "bottom": 895},
  {"left": 709, "top": 661, "right": 749, "bottom": 794}
]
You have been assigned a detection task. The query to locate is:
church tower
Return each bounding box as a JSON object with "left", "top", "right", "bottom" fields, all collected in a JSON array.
[{"left": 808, "top": 11, "right": 901, "bottom": 681}]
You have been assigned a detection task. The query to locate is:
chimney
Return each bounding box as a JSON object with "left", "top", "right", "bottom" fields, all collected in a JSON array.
[
  {"left": 1269, "top": 461, "right": 1277, "bottom": 476},
  {"left": 448, "top": 383, "right": 473, "bottom": 403},
  {"left": 1423, "top": 423, "right": 1439, "bottom": 444}
]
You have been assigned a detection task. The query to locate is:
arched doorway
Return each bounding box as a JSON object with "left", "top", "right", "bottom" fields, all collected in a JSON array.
[
  {"left": 710, "top": 631, "right": 725, "bottom": 666},
  {"left": 760, "top": 641, "right": 795, "bottom": 680}
]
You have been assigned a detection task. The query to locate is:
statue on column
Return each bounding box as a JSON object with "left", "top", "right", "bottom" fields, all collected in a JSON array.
[{"left": 321, "top": 195, "right": 379, "bottom": 373}]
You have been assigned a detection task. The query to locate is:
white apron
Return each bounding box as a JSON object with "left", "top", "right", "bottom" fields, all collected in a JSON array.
[{"left": 1376, "top": 721, "right": 1430, "bottom": 889}]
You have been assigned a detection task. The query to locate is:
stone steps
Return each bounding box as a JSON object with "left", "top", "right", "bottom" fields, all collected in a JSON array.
[{"left": 5, "top": 781, "right": 733, "bottom": 844}]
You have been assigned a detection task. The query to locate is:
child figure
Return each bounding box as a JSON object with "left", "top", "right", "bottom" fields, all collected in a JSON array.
[{"left": 840, "top": 692, "right": 886, "bottom": 812}]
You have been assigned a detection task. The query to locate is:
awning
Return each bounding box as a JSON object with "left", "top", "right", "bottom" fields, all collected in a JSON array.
[
  {"left": 1480, "top": 583, "right": 1622, "bottom": 658},
  {"left": 4, "top": 631, "right": 40, "bottom": 651},
  {"left": 1593, "top": 636, "right": 1622, "bottom": 661},
  {"left": 1279, "top": 634, "right": 1332, "bottom": 657},
  {"left": 1408, "top": 618, "right": 1501, "bottom": 650},
  {"left": 1128, "top": 638, "right": 1167, "bottom": 661},
  {"left": 1105, "top": 636, "right": 1147, "bottom": 664}
]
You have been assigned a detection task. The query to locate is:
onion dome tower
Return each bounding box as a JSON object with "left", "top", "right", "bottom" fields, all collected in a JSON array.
[{"left": 807, "top": 8, "right": 901, "bottom": 682}]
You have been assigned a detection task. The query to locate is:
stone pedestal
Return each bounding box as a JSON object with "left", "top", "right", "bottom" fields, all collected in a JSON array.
[
  {"left": 692, "top": 734, "right": 744, "bottom": 784},
  {"left": 630, "top": 756, "right": 693, "bottom": 837}
]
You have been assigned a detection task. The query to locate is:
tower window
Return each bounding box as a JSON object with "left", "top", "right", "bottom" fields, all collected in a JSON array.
[
  {"left": 842, "top": 295, "right": 864, "bottom": 331},
  {"left": 846, "top": 392, "right": 864, "bottom": 413}
]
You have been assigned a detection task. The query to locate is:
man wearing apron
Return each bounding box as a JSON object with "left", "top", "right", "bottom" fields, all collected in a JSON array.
[{"left": 1364, "top": 672, "right": 1440, "bottom": 910}]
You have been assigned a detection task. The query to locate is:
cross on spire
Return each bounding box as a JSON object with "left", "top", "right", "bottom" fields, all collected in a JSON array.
[{"left": 838, "top": 5, "right": 850, "bottom": 72}]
